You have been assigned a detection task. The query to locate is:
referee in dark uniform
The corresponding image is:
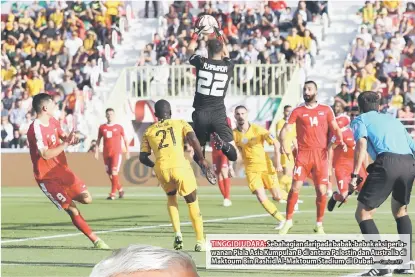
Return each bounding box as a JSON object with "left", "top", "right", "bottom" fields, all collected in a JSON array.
[{"left": 350, "top": 91, "right": 415, "bottom": 276}]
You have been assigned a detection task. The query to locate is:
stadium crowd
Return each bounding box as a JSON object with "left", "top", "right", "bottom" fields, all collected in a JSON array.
[
  {"left": 1, "top": 0, "right": 125, "bottom": 149},
  {"left": 334, "top": 1, "right": 415, "bottom": 135},
  {"left": 136, "top": 1, "right": 328, "bottom": 96}
]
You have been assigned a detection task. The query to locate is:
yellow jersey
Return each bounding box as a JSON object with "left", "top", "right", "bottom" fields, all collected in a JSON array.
[
  {"left": 233, "top": 124, "right": 276, "bottom": 173},
  {"left": 105, "top": 1, "right": 121, "bottom": 16},
  {"left": 286, "top": 35, "right": 303, "bottom": 50},
  {"left": 27, "top": 78, "right": 44, "bottom": 96},
  {"left": 50, "top": 11, "right": 64, "bottom": 27},
  {"left": 49, "top": 39, "right": 64, "bottom": 55},
  {"left": 141, "top": 119, "right": 193, "bottom": 170},
  {"left": 276, "top": 119, "right": 296, "bottom": 149}
]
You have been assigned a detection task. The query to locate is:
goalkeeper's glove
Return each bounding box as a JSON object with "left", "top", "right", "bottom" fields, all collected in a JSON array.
[{"left": 214, "top": 27, "right": 224, "bottom": 43}]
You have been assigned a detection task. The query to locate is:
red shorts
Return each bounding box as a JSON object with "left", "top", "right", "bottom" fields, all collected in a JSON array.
[
  {"left": 293, "top": 149, "right": 328, "bottom": 185},
  {"left": 104, "top": 153, "right": 122, "bottom": 174},
  {"left": 334, "top": 166, "right": 368, "bottom": 194},
  {"left": 37, "top": 168, "right": 86, "bottom": 210},
  {"left": 212, "top": 153, "right": 228, "bottom": 175}
]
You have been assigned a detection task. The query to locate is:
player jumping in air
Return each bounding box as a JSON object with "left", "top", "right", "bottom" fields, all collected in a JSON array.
[
  {"left": 210, "top": 117, "right": 234, "bottom": 207},
  {"left": 27, "top": 93, "right": 109, "bottom": 249},
  {"left": 279, "top": 81, "right": 345, "bottom": 235},
  {"left": 139, "top": 99, "right": 211, "bottom": 252},
  {"left": 95, "top": 108, "right": 130, "bottom": 200},
  {"left": 276, "top": 105, "right": 298, "bottom": 197},
  {"left": 187, "top": 23, "right": 238, "bottom": 184},
  {"left": 327, "top": 115, "right": 368, "bottom": 211},
  {"left": 233, "top": 106, "right": 287, "bottom": 230}
]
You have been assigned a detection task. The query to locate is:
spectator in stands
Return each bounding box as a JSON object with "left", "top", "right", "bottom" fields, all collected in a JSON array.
[
  {"left": 167, "top": 18, "right": 181, "bottom": 37},
  {"left": 18, "top": 112, "right": 32, "bottom": 147},
  {"left": 398, "top": 105, "right": 414, "bottom": 119},
  {"left": 195, "top": 40, "right": 208, "bottom": 58},
  {"left": 26, "top": 71, "right": 44, "bottom": 96},
  {"left": 261, "top": 5, "right": 277, "bottom": 34},
  {"left": 294, "top": 1, "right": 312, "bottom": 23},
  {"left": 333, "top": 100, "right": 345, "bottom": 117},
  {"left": 165, "top": 5, "right": 178, "bottom": 26},
  {"left": 344, "top": 67, "right": 356, "bottom": 92},
  {"left": 244, "top": 8, "right": 257, "bottom": 33},
  {"left": 9, "top": 99, "right": 26, "bottom": 128},
  {"left": 405, "top": 81, "right": 415, "bottom": 110},
  {"left": 57, "top": 47, "right": 71, "bottom": 69},
  {"left": 1, "top": 116, "right": 14, "bottom": 148},
  {"left": 150, "top": 56, "right": 169, "bottom": 96},
  {"left": 223, "top": 19, "right": 239, "bottom": 45},
  {"left": 280, "top": 40, "right": 295, "bottom": 62},
  {"left": 252, "top": 29, "right": 267, "bottom": 52},
  {"left": 230, "top": 4, "right": 243, "bottom": 30},
  {"left": 59, "top": 73, "right": 78, "bottom": 96},
  {"left": 145, "top": 1, "right": 158, "bottom": 18},
  {"left": 88, "top": 139, "right": 97, "bottom": 153},
  {"left": 335, "top": 83, "right": 352, "bottom": 109},
  {"left": 351, "top": 37, "right": 367, "bottom": 69},
  {"left": 376, "top": 8, "right": 395, "bottom": 39},
  {"left": 9, "top": 129, "right": 23, "bottom": 149},
  {"left": 287, "top": 28, "right": 303, "bottom": 51},
  {"left": 2, "top": 88, "right": 15, "bottom": 112},
  {"left": 394, "top": 67, "right": 408, "bottom": 91},
  {"left": 48, "top": 62, "right": 65, "bottom": 85},
  {"left": 279, "top": 7, "right": 293, "bottom": 32}
]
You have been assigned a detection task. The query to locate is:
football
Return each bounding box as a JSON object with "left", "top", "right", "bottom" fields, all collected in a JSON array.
[{"left": 195, "top": 14, "right": 219, "bottom": 35}]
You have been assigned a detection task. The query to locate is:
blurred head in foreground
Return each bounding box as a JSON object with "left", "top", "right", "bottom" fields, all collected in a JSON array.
[{"left": 90, "top": 244, "right": 199, "bottom": 277}]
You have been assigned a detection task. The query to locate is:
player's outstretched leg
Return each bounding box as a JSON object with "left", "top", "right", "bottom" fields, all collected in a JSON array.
[
  {"left": 184, "top": 190, "right": 205, "bottom": 252},
  {"left": 166, "top": 191, "right": 183, "bottom": 250},
  {"left": 280, "top": 180, "right": 302, "bottom": 235},
  {"left": 254, "top": 187, "right": 285, "bottom": 230},
  {"left": 314, "top": 184, "right": 327, "bottom": 234},
  {"left": 220, "top": 166, "right": 232, "bottom": 207},
  {"left": 67, "top": 194, "right": 109, "bottom": 249},
  {"left": 327, "top": 190, "right": 348, "bottom": 211},
  {"left": 211, "top": 133, "right": 237, "bottom": 162}
]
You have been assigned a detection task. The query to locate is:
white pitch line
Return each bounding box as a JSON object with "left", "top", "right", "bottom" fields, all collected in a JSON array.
[{"left": 2, "top": 210, "right": 414, "bottom": 245}]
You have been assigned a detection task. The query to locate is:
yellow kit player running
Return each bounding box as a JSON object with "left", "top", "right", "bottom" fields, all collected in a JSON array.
[
  {"left": 233, "top": 106, "right": 286, "bottom": 230},
  {"left": 139, "top": 99, "right": 213, "bottom": 252},
  {"left": 276, "top": 105, "right": 297, "bottom": 194}
]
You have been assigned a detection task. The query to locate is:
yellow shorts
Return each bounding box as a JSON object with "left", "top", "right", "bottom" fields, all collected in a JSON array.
[
  {"left": 246, "top": 171, "right": 278, "bottom": 193},
  {"left": 154, "top": 166, "right": 197, "bottom": 196},
  {"left": 281, "top": 153, "right": 295, "bottom": 168}
]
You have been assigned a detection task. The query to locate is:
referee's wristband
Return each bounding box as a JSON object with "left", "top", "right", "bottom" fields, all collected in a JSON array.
[{"left": 351, "top": 173, "right": 359, "bottom": 178}]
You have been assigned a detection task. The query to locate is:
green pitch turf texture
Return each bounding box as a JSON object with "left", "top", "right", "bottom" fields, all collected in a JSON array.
[{"left": 2, "top": 186, "right": 414, "bottom": 277}]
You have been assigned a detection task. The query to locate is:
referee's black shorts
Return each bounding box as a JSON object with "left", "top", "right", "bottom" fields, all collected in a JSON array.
[
  {"left": 192, "top": 109, "right": 233, "bottom": 147},
  {"left": 358, "top": 152, "right": 415, "bottom": 209}
]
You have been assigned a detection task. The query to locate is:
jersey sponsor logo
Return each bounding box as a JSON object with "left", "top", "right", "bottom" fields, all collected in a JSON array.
[
  {"left": 202, "top": 63, "right": 228, "bottom": 73},
  {"left": 303, "top": 114, "right": 309, "bottom": 117}
]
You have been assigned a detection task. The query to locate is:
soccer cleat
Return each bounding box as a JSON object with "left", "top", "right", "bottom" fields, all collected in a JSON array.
[
  {"left": 327, "top": 192, "right": 338, "bottom": 212},
  {"left": 173, "top": 234, "right": 183, "bottom": 250},
  {"left": 212, "top": 132, "right": 224, "bottom": 150},
  {"left": 278, "top": 220, "right": 293, "bottom": 235},
  {"left": 106, "top": 196, "right": 115, "bottom": 200},
  {"left": 275, "top": 220, "right": 286, "bottom": 230},
  {"left": 195, "top": 240, "right": 206, "bottom": 252},
  {"left": 94, "top": 239, "right": 110, "bottom": 249},
  {"left": 223, "top": 198, "right": 232, "bottom": 207},
  {"left": 119, "top": 191, "right": 125, "bottom": 199},
  {"left": 358, "top": 269, "right": 392, "bottom": 276},
  {"left": 313, "top": 225, "right": 325, "bottom": 234}
]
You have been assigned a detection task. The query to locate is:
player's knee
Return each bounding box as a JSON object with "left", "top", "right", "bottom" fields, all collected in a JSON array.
[
  {"left": 316, "top": 185, "right": 327, "bottom": 196},
  {"left": 184, "top": 190, "right": 197, "bottom": 203},
  {"left": 221, "top": 167, "right": 228, "bottom": 178},
  {"left": 355, "top": 203, "right": 374, "bottom": 223},
  {"left": 65, "top": 205, "right": 79, "bottom": 217},
  {"left": 77, "top": 192, "right": 93, "bottom": 204},
  {"left": 391, "top": 199, "right": 407, "bottom": 219}
]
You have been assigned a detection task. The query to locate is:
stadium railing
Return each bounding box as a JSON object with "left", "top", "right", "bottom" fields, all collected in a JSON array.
[
  {"left": 120, "top": 63, "right": 297, "bottom": 99},
  {"left": 400, "top": 118, "right": 415, "bottom": 139}
]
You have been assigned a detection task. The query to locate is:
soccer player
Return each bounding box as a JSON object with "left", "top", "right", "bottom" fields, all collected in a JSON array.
[
  {"left": 187, "top": 25, "right": 238, "bottom": 182},
  {"left": 27, "top": 93, "right": 109, "bottom": 249},
  {"left": 327, "top": 115, "right": 368, "bottom": 211},
  {"left": 139, "top": 99, "right": 212, "bottom": 252},
  {"left": 210, "top": 117, "right": 234, "bottom": 207},
  {"left": 278, "top": 80, "right": 345, "bottom": 235},
  {"left": 276, "top": 105, "right": 297, "bottom": 195},
  {"left": 233, "top": 106, "right": 286, "bottom": 230},
  {"left": 95, "top": 108, "right": 130, "bottom": 200}
]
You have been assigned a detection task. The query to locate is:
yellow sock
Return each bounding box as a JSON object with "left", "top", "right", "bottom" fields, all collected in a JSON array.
[
  {"left": 273, "top": 175, "right": 288, "bottom": 201},
  {"left": 187, "top": 198, "right": 204, "bottom": 241},
  {"left": 261, "top": 199, "right": 285, "bottom": 221},
  {"left": 167, "top": 195, "right": 181, "bottom": 233},
  {"left": 280, "top": 175, "right": 292, "bottom": 194}
]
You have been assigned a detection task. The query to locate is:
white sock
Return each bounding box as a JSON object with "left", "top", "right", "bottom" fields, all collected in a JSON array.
[
  {"left": 175, "top": 232, "right": 182, "bottom": 237},
  {"left": 316, "top": 222, "right": 323, "bottom": 227},
  {"left": 286, "top": 219, "right": 293, "bottom": 225}
]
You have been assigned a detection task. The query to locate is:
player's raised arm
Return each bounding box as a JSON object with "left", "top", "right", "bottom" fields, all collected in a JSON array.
[
  {"left": 139, "top": 131, "right": 154, "bottom": 168},
  {"left": 95, "top": 127, "right": 102, "bottom": 160}
]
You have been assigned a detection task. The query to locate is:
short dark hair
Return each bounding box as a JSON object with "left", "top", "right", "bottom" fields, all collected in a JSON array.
[
  {"left": 304, "top": 80, "right": 318, "bottom": 90},
  {"left": 207, "top": 39, "right": 223, "bottom": 55},
  {"left": 357, "top": 91, "right": 380, "bottom": 113},
  {"left": 106, "top": 108, "right": 114, "bottom": 113},
  {"left": 154, "top": 99, "right": 171, "bottom": 119},
  {"left": 283, "top": 105, "right": 292, "bottom": 110},
  {"left": 32, "top": 93, "right": 52, "bottom": 113},
  {"left": 234, "top": 105, "right": 247, "bottom": 112}
]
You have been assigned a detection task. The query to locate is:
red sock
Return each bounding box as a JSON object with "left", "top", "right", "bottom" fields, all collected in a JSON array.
[
  {"left": 218, "top": 179, "right": 226, "bottom": 198},
  {"left": 286, "top": 190, "right": 299, "bottom": 220},
  {"left": 224, "top": 178, "right": 231, "bottom": 199},
  {"left": 110, "top": 175, "right": 118, "bottom": 196},
  {"left": 316, "top": 193, "right": 327, "bottom": 222},
  {"left": 70, "top": 213, "right": 98, "bottom": 243},
  {"left": 113, "top": 175, "right": 123, "bottom": 192}
]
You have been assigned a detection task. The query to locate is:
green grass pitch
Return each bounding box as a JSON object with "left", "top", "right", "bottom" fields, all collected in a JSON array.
[{"left": 2, "top": 186, "right": 414, "bottom": 277}]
